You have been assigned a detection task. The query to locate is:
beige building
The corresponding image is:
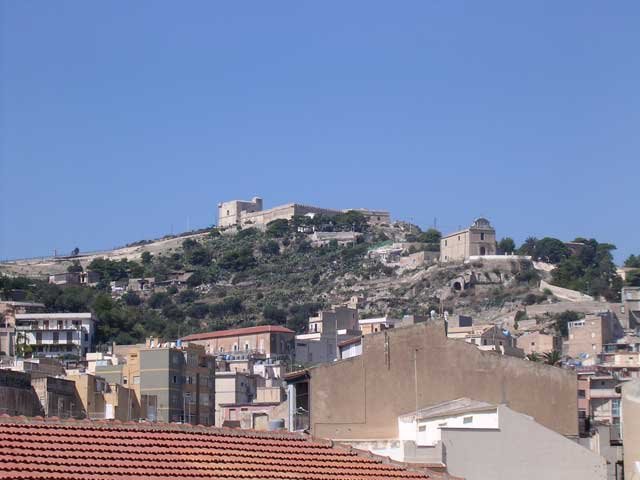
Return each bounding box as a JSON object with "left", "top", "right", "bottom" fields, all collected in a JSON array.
[
  {"left": 622, "top": 286, "right": 640, "bottom": 330},
  {"left": 217, "top": 196, "right": 390, "bottom": 230},
  {"left": 516, "top": 331, "right": 562, "bottom": 356},
  {"left": 566, "top": 313, "right": 615, "bottom": 359},
  {"left": 440, "top": 218, "right": 497, "bottom": 262},
  {"left": 285, "top": 322, "right": 579, "bottom": 440},
  {"left": 0, "top": 301, "right": 44, "bottom": 359},
  {"left": 182, "top": 325, "right": 295, "bottom": 359},
  {"left": 622, "top": 379, "right": 640, "bottom": 480},
  {"left": 96, "top": 339, "right": 215, "bottom": 425}
]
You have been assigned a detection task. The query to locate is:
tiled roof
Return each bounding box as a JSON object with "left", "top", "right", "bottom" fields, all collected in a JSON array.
[
  {"left": 182, "top": 325, "right": 294, "bottom": 342},
  {"left": 0, "top": 415, "right": 437, "bottom": 480}
]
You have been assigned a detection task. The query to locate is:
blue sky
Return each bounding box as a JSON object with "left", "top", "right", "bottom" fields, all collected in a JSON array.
[{"left": 1, "top": 1, "right": 638, "bottom": 263}]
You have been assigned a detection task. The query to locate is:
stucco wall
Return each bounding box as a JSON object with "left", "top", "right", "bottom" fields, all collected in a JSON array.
[
  {"left": 623, "top": 379, "right": 640, "bottom": 480},
  {"left": 308, "top": 322, "right": 578, "bottom": 440},
  {"left": 441, "top": 405, "right": 606, "bottom": 480}
]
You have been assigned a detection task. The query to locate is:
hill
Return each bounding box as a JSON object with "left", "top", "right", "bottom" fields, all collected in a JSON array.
[{"left": 0, "top": 215, "right": 551, "bottom": 347}]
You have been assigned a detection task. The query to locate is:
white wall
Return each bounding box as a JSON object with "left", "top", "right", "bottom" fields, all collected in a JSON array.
[{"left": 398, "top": 409, "right": 499, "bottom": 446}]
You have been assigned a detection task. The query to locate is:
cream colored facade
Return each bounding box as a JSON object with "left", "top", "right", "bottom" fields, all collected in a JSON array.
[
  {"left": 440, "top": 218, "right": 497, "bottom": 262},
  {"left": 516, "top": 331, "right": 562, "bottom": 355},
  {"left": 622, "top": 379, "right": 640, "bottom": 480},
  {"left": 566, "top": 314, "right": 614, "bottom": 359},
  {"left": 217, "top": 196, "right": 390, "bottom": 230}
]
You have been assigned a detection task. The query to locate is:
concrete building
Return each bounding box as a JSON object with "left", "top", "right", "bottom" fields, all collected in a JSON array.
[
  {"left": 516, "top": 331, "right": 562, "bottom": 356},
  {"left": 338, "top": 337, "right": 362, "bottom": 360},
  {"left": 30, "top": 375, "right": 84, "bottom": 419},
  {"left": 440, "top": 218, "right": 497, "bottom": 262},
  {"left": 182, "top": 325, "right": 295, "bottom": 360},
  {"left": 349, "top": 398, "right": 606, "bottom": 480},
  {"left": 127, "top": 277, "right": 156, "bottom": 293},
  {"left": 0, "top": 369, "right": 43, "bottom": 417},
  {"left": 48, "top": 271, "right": 99, "bottom": 286},
  {"left": 448, "top": 323, "right": 524, "bottom": 358},
  {"left": 621, "top": 286, "right": 640, "bottom": 330},
  {"left": 622, "top": 379, "right": 640, "bottom": 480},
  {"left": 566, "top": 313, "right": 616, "bottom": 359},
  {"left": 0, "top": 301, "right": 44, "bottom": 359},
  {"left": 217, "top": 196, "right": 390, "bottom": 230},
  {"left": 295, "top": 306, "right": 360, "bottom": 364},
  {"left": 214, "top": 370, "right": 257, "bottom": 426},
  {"left": 96, "top": 338, "right": 216, "bottom": 425},
  {"left": 66, "top": 372, "right": 142, "bottom": 421},
  {"left": 14, "top": 312, "right": 95, "bottom": 360},
  {"left": 217, "top": 196, "right": 264, "bottom": 228},
  {"left": 396, "top": 401, "right": 606, "bottom": 480},
  {"left": 358, "top": 316, "right": 402, "bottom": 335},
  {"left": 285, "top": 322, "right": 579, "bottom": 440}
]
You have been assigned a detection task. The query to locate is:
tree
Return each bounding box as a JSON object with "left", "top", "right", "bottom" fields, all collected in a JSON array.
[
  {"left": 71, "top": 247, "right": 80, "bottom": 257},
  {"left": 67, "top": 260, "right": 83, "bottom": 273},
  {"left": 260, "top": 240, "right": 280, "bottom": 256},
  {"left": 626, "top": 269, "right": 640, "bottom": 287},
  {"left": 122, "top": 291, "right": 141, "bottom": 306},
  {"left": 535, "top": 238, "right": 570, "bottom": 264},
  {"left": 266, "top": 219, "right": 290, "bottom": 238},
  {"left": 498, "top": 237, "right": 516, "bottom": 254},
  {"left": 141, "top": 251, "right": 153, "bottom": 265},
  {"left": 518, "top": 237, "right": 538, "bottom": 257},
  {"left": 262, "top": 305, "right": 287, "bottom": 325},
  {"left": 418, "top": 228, "right": 442, "bottom": 244},
  {"left": 624, "top": 254, "right": 640, "bottom": 268}
]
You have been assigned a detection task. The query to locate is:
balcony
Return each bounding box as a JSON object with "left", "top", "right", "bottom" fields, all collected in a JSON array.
[
  {"left": 292, "top": 411, "right": 309, "bottom": 432},
  {"left": 589, "top": 389, "right": 621, "bottom": 399}
]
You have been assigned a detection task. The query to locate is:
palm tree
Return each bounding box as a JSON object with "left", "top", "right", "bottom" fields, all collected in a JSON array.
[{"left": 543, "top": 350, "right": 562, "bottom": 366}]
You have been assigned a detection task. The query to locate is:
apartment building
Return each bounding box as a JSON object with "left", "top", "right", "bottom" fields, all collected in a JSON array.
[
  {"left": 448, "top": 322, "right": 524, "bottom": 358},
  {"left": 566, "top": 313, "right": 615, "bottom": 359},
  {"left": 285, "top": 322, "right": 579, "bottom": 440},
  {"left": 96, "top": 338, "right": 216, "bottom": 425},
  {"left": 14, "top": 312, "right": 95, "bottom": 360},
  {"left": 295, "top": 306, "right": 360, "bottom": 364},
  {"left": 182, "top": 325, "right": 295, "bottom": 360},
  {"left": 516, "top": 331, "right": 562, "bottom": 356},
  {"left": 48, "top": 271, "right": 99, "bottom": 286},
  {"left": 0, "top": 301, "right": 44, "bottom": 359},
  {"left": 621, "top": 286, "right": 640, "bottom": 329}
]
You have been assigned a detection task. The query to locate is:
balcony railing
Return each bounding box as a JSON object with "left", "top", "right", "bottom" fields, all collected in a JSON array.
[{"left": 292, "top": 411, "right": 309, "bottom": 431}]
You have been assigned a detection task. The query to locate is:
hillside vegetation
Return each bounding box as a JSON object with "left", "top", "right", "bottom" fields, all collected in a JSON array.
[{"left": 1, "top": 215, "right": 631, "bottom": 348}]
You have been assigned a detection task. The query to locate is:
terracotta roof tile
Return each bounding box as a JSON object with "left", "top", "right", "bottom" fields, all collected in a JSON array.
[
  {"left": 181, "top": 325, "right": 294, "bottom": 342},
  {"left": 0, "top": 416, "right": 436, "bottom": 479}
]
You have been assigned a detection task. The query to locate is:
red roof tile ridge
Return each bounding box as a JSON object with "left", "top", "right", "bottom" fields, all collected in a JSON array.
[
  {"left": 181, "top": 324, "right": 294, "bottom": 341},
  {"left": 0, "top": 414, "right": 316, "bottom": 441},
  {"left": 331, "top": 441, "right": 438, "bottom": 478}
]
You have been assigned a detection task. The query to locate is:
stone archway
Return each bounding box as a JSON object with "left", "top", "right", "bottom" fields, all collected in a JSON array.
[
  {"left": 480, "top": 246, "right": 486, "bottom": 255},
  {"left": 453, "top": 281, "right": 462, "bottom": 291}
]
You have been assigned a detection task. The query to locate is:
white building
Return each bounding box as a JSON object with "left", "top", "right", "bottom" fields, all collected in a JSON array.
[
  {"left": 14, "top": 312, "right": 95, "bottom": 359},
  {"left": 346, "top": 397, "right": 607, "bottom": 480}
]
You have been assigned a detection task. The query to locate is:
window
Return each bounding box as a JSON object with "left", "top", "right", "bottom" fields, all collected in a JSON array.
[
  {"left": 244, "top": 343, "right": 249, "bottom": 351},
  {"left": 53, "top": 332, "right": 59, "bottom": 344},
  {"left": 445, "top": 240, "right": 448, "bottom": 246},
  {"left": 233, "top": 344, "right": 238, "bottom": 352},
  {"left": 84, "top": 333, "right": 89, "bottom": 342},
  {"left": 187, "top": 376, "right": 193, "bottom": 385},
  {"left": 418, "top": 425, "right": 426, "bottom": 432},
  {"left": 219, "top": 347, "right": 224, "bottom": 353},
  {"left": 458, "top": 236, "right": 461, "bottom": 241},
  {"left": 578, "top": 390, "right": 586, "bottom": 398},
  {"left": 612, "top": 399, "right": 620, "bottom": 417},
  {"left": 531, "top": 342, "right": 535, "bottom": 346},
  {"left": 173, "top": 375, "right": 178, "bottom": 384},
  {"left": 133, "top": 376, "right": 140, "bottom": 385},
  {"left": 480, "top": 233, "right": 485, "bottom": 240},
  {"left": 463, "top": 416, "right": 473, "bottom": 424},
  {"left": 57, "top": 320, "right": 63, "bottom": 329},
  {"left": 123, "top": 377, "right": 128, "bottom": 385}
]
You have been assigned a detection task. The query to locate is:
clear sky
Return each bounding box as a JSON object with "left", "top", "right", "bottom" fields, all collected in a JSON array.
[{"left": 1, "top": 1, "right": 638, "bottom": 263}]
